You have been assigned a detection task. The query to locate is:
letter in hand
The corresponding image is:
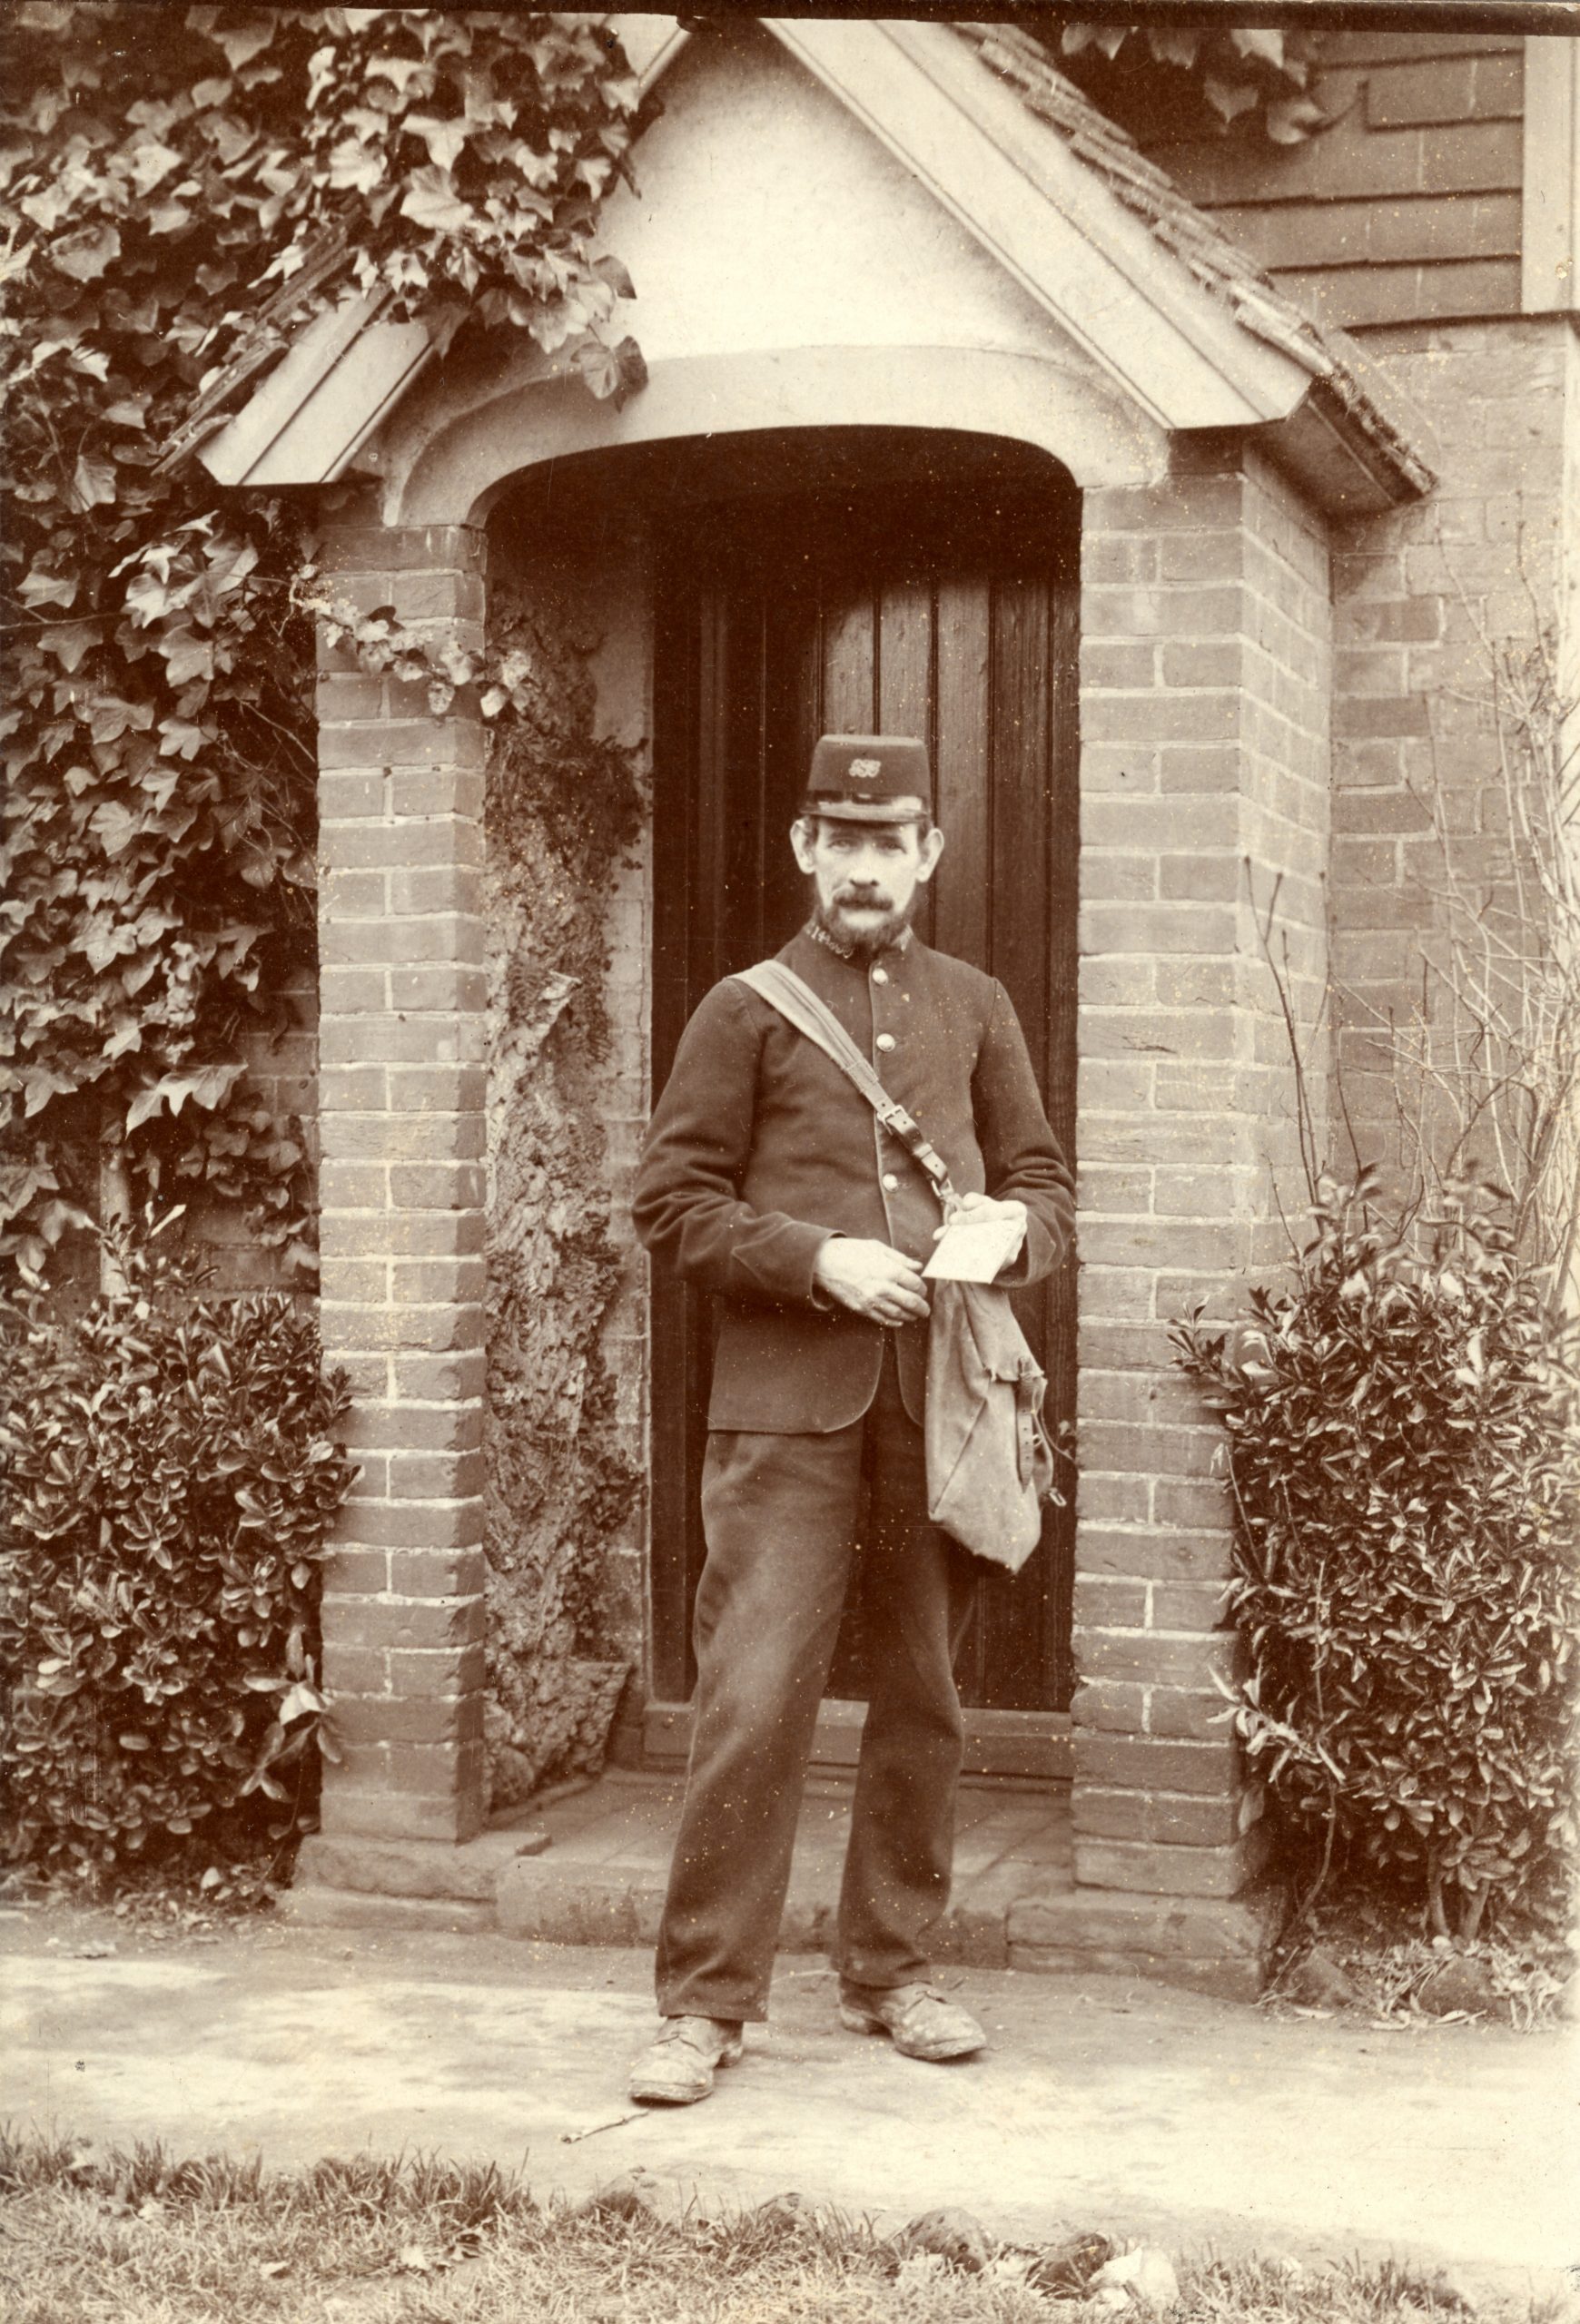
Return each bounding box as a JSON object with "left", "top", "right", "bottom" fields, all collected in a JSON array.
[
  {"left": 925, "top": 1191, "right": 1028, "bottom": 1284},
  {"left": 813, "top": 1237, "right": 932, "bottom": 1327}
]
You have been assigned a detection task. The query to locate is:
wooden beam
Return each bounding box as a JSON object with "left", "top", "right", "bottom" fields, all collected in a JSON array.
[{"left": 1523, "top": 34, "right": 1580, "bottom": 313}]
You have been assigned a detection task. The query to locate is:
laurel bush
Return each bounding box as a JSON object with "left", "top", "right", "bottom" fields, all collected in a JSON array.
[
  {"left": 1173, "top": 1177, "right": 1580, "bottom": 1937},
  {"left": 0, "top": 1231, "right": 356, "bottom": 1879}
]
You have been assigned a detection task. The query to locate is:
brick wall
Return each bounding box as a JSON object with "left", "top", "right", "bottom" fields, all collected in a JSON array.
[
  {"left": 311, "top": 518, "right": 490, "bottom": 1846},
  {"left": 1073, "top": 438, "right": 1332, "bottom": 1897},
  {"left": 1328, "top": 317, "right": 1576, "bottom": 1157},
  {"left": 1151, "top": 32, "right": 1525, "bottom": 330}
]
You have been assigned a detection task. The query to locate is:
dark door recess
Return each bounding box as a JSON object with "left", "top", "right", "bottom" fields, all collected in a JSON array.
[{"left": 649, "top": 469, "right": 1080, "bottom": 1722}]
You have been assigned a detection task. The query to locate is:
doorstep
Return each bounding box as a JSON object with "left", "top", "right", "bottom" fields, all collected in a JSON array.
[
  {"left": 284, "top": 1771, "right": 1276, "bottom": 1999},
  {"left": 286, "top": 1770, "right": 1068, "bottom": 1966}
]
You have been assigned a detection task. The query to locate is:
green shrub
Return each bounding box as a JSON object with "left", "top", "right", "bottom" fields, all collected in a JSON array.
[
  {"left": 0, "top": 1232, "right": 356, "bottom": 1881},
  {"left": 1173, "top": 1177, "right": 1580, "bottom": 1937}
]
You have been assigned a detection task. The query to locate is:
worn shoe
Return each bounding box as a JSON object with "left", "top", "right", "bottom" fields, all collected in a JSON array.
[
  {"left": 627, "top": 2014, "right": 745, "bottom": 2104},
  {"left": 838, "top": 1982, "right": 986, "bottom": 2061}
]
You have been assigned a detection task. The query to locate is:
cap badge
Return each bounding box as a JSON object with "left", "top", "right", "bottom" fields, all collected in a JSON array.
[{"left": 848, "top": 757, "right": 882, "bottom": 781}]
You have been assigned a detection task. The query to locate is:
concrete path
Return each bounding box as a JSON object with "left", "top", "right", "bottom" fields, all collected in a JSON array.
[{"left": 2, "top": 1911, "right": 1575, "bottom": 2301}]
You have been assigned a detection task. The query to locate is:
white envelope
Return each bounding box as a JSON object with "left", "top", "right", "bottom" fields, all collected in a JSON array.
[{"left": 922, "top": 1212, "right": 1026, "bottom": 1283}]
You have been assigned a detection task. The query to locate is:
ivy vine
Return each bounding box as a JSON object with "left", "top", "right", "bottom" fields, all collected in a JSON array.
[
  {"left": 1, "top": 5, "right": 641, "bottom": 1282},
  {"left": 1052, "top": 23, "right": 1328, "bottom": 144}
]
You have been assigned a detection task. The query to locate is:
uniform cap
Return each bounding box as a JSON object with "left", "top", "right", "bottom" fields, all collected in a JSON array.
[{"left": 804, "top": 734, "right": 932, "bottom": 822}]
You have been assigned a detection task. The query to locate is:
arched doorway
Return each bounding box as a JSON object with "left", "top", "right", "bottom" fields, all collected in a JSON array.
[{"left": 488, "top": 424, "right": 1081, "bottom": 1781}]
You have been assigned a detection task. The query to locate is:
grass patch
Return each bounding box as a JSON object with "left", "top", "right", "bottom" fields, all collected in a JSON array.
[{"left": 0, "top": 2130, "right": 1553, "bottom": 2324}]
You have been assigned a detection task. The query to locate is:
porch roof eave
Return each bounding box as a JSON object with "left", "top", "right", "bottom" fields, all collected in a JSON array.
[{"left": 193, "top": 14, "right": 1433, "bottom": 514}]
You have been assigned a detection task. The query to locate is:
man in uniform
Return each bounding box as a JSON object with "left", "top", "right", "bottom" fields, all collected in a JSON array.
[{"left": 627, "top": 734, "right": 1074, "bottom": 2104}]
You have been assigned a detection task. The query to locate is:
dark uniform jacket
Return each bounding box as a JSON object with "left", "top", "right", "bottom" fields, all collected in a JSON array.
[{"left": 633, "top": 926, "right": 1075, "bottom": 1434}]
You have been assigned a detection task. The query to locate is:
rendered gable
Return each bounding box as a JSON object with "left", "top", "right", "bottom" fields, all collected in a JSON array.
[{"left": 597, "top": 25, "right": 1090, "bottom": 375}]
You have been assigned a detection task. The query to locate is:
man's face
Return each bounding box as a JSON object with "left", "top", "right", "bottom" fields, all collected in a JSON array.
[{"left": 790, "top": 811, "right": 945, "bottom": 957}]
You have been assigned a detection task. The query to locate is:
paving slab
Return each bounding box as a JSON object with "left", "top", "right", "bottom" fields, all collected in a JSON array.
[{"left": 2, "top": 1909, "right": 1574, "bottom": 2304}]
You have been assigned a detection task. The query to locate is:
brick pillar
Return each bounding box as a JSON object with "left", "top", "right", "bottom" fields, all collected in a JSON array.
[
  {"left": 312, "top": 520, "right": 489, "bottom": 1845},
  {"left": 1070, "top": 441, "right": 1331, "bottom": 1912}
]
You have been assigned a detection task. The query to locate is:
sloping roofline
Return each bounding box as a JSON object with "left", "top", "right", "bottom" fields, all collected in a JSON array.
[{"left": 196, "top": 15, "right": 1430, "bottom": 512}]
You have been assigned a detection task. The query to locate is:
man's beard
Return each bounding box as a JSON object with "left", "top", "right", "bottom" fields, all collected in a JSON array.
[{"left": 811, "top": 887, "right": 915, "bottom": 961}]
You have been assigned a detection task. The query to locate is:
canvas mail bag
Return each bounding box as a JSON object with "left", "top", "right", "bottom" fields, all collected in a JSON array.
[{"left": 731, "top": 960, "right": 1055, "bottom": 1574}]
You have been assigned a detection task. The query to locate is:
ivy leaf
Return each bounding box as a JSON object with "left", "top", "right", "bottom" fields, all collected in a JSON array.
[
  {"left": 403, "top": 113, "right": 471, "bottom": 172},
  {"left": 125, "top": 1060, "right": 246, "bottom": 1132},
  {"left": 1149, "top": 29, "right": 1202, "bottom": 69},
  {"left": 1267, "top": 96, "right": 1328, "bottom": 144},
  {"left": 53, "top": 222, "right": 122, "bottom": 281},
  {"left": 156, "top": 718, "right": 206, "bottom": 760},
  {"left": 1205, "top": 74, "right": 1260, "bottom": 125},
  {"left": 128, "top": 140, "right": 183, "bottom": 195},
  {"left": 41, "top": 621, "right": 99, "bottom": 673},
  {"left": 70, "top": 452, "right": 117, "bottom": 512},
  {"left": 124, "top": 571, "right": 173, "bottom": 625},
  {"left": 19, "top": 566, "right": 78, "bottom": 610},
  {"left": 593, "top": 253, "right": 635, "bottom": 300},
  {"left": 365, "top": 53, "right": 432, "bottom": 94},
  {"left": 327, "top": 134, "right": 384, "bottom": 194},
  {"left": 88, "top": 696, "right": 152, "bottom": 744},
  {"left": 158, "top": 629, "right": 214, "bottom": 685},
  {"left": 1229, "top": 28, "right": 1288, "bottom": 71},
  {"left": 23, "top": 1066, "right": 72, "bottom": 1117},
  {"left": 400, "top": 165, "right": 473, "bottom": 234},
  {"left": 89, "top": 800, "right": 140, "bottom": 856},
  {"left": 202, "top": 14, "right": 276, "bottom": 73}
]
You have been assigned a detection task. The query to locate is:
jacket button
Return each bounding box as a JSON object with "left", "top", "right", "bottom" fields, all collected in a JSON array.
[
  {"left": 882, "top": 1172, "right": 899, "bottom": 1191},
  {"left": 875, "top": 1033, "right": 896, "bottom": 1052},
  {"left": 871, "top": 967, "right": 889, "bottom": 985}
]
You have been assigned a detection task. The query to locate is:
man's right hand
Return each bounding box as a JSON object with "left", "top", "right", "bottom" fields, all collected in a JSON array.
[{"left": 812, "top": 1237, "right": 931, "bottom": 1327}]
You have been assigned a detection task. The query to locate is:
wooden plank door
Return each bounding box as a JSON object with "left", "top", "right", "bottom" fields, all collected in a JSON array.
[{"left": 650, "top": 476, "right": 1080, "bottom": 1714}]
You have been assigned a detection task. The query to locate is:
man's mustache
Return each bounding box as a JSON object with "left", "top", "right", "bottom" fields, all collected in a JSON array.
[{"left": 834, "top": 887, "right": 893, "bottom": 910}]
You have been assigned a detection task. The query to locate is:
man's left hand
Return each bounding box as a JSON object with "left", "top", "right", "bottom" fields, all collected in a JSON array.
[{"left": 931, "top": 1193, "right": 1028, "bottom": 1242}]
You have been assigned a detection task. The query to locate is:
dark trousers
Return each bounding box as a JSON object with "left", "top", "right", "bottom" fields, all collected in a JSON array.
[{"left": 655, "top": 1344, "right": 978, "bottom": 2024}]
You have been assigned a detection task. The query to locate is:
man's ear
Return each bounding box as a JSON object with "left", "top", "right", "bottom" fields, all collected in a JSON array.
[
  {"left": 915, "top": 825, "right": 945, "bottom": 884},
  {"left": 789, "top": 817, "right": 818, "bottom": 875}
]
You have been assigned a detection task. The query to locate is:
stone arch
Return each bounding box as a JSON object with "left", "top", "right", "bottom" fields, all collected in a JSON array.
[{"left": 377, "top": 345, "right": 1168, "bottom": 533}]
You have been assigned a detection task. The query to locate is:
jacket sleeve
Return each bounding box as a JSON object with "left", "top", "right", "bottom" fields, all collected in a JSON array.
[
  {"left": 974, "top": 980, "right": 1075, "bottom": 1288},
  {"left": 632, "top": 980, "right": 830, "bottom": 1306}
]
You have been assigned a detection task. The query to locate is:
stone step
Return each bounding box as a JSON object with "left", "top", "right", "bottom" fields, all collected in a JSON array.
[
  {"left": 281, "top": 1775, "right": 1272, "bottom": 1995},
  {"left": 293, "top": 1826, "right": 547, "bottom": 1904},
  {"left": 489, "top": 1854, "right": 1075, "bottom": 1973},
  {"left": 281, "top": 1884, "right": 497, "bottom": 1935}
]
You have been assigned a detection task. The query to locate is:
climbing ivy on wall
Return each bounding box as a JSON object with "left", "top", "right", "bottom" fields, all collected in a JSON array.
[
  {"left": 480, "top": 576, "right": 646, "bottom": 1807},
  {"left": 1, "top": 5, "right": 641, "bottom": 1281}
]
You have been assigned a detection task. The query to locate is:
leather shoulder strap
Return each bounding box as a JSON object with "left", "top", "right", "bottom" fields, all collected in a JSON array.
[{"left": 731, "top": 960, "right": 956, "bottom": 1206}]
